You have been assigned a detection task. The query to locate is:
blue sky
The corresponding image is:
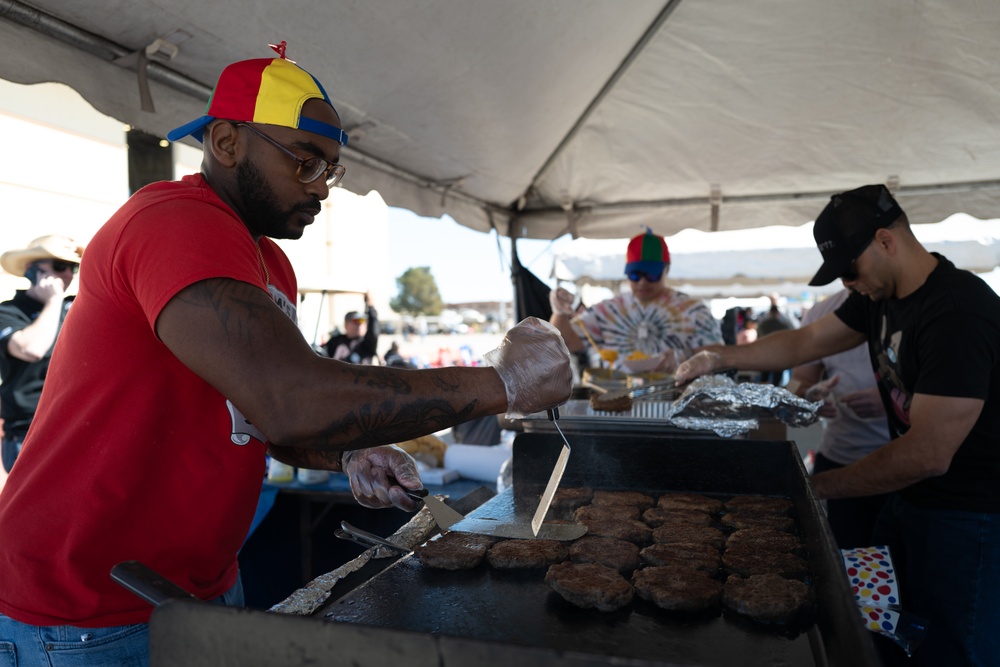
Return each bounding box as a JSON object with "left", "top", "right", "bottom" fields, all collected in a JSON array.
[{"left": 385, "top": 207, "right": 572, "bottom": 304}]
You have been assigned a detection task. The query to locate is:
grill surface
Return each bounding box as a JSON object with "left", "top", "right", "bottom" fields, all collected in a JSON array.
[{"left": 319, "top": 433, "right": 881, "bottom": 667}]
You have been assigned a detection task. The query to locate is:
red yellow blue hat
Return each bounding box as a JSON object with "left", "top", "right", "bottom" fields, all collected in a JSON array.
[
  {"left": 167, "top": 43, "right": 348, "bottom": 146},
  {"left": 625, "top": 227, "right": 670, "bottom": 275}
]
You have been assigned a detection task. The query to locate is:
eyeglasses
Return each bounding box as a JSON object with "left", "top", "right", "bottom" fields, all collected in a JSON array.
[
  {"left": 627, "top": 270, "right": 663, "bottom": 283},
  {"left": 840, "top": 238, "right": 876, "bottom": 282},
  {"left": 238, "top": 123, "right": 346, "bottom": 187},
  {"left": 50, "top": 261, "right": 79, "bottom": 274}
]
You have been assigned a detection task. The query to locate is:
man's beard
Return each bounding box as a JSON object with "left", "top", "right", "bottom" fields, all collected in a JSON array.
[{"left": 236, "top": 159, "right": 315, "bottom": 240}]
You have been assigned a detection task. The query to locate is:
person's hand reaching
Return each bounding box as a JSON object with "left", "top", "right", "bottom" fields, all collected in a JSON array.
[
  {"left": 839, "top": 386, "right": 885, "bottom": 419},
  {"left": 549, "top": 287, "right": 577, "bottom": 316},
  {"left": 673, "top": 350, "right": 722, "bottom": 384},
  {"left": 341, "top": 445, "right": 423, "bottom": 511}
]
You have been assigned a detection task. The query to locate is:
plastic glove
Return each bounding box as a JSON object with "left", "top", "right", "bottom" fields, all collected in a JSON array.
[
  {"left": 549, "top": 286, "right": 577, "bottom": 316},
  {"left": 840, "top": 386, "right": 885, "bottom": 419},
  {"left": 483, "top": 316, "right": 573, "bottom": 419},
  {"left": 341, "top": 444, "right": 423, "bottom": 511},
  {"left": 654, "top": 349, "right": 684, "bottom": 373},
  {"left": 804, "top": 373, "right": 840, "bottom": 403},
  {"left": 673, "top": 350, "right": 722, "bottom": 384}
]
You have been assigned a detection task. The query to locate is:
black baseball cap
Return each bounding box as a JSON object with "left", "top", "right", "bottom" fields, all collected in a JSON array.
[{"left": 808, "top": 184, "right": 904, "bottom": 286}]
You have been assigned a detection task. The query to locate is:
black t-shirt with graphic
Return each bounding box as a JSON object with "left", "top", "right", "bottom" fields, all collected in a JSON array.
[{"left": 836, "top": 254, "right": 1000, "bottom": 511}]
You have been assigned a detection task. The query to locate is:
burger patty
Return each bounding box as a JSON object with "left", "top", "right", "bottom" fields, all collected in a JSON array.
[
  {"left": 575, "top": 504, "right": 641, "bottom": 524},
  {"left": 725, "top": 527, "right": 804, "bottom": 555},
  {"left": 652, "top": 523, "right": 725, "bottom": 550},
  {"left": 590, "top": 392, "right": 633, "bottom": 413},
  {"left": 722, "top": 543, "right": 810, "bottom": 578},
  {"left": 720, "top": 512, "right": 796, "bottom": 533},
  {"left": 582, "top": 517, "right": 653, "bottom": 544},
  {"left": 639, "top": 542, "right": 721, "bottom": 574},
  {"left": 550, "top": 486, "right": 595, "bottom": 516},
  {"left": 722, "top": 573, "right": 816, "bottom": 624},
  {"left": 632, "top": 565, "right": 723, "bottom": 612},
  {"left": 642, "top": 507, "right": 712, "bottom": 528},
  {"left": 545, "top": 561, "right": 634, "bottom": 612},
  {"left": 724, "top": 495, "right": 795, "bottom": 516},
  {"left": 569, "top": 536, "right": 641, "bottom": 573},
  {"left": 591, "top": 490, "right": 656, "bottom": 510},
  {"left": 487, "top": 538, "right": 569, "bottom": 569},
  {"left": 656, "top": 492, "right": 725, "bottom": 514},
  {"left": 414, "top": 532, "right": 497, "bottom": 570}
]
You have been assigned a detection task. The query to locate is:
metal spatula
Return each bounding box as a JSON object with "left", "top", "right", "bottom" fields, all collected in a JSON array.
[
  {"left": 408, "top": 488, "right": 465, "bottom": 530},
  {"left": 530, "top": 408, "right": 571, "bottom": 536}
]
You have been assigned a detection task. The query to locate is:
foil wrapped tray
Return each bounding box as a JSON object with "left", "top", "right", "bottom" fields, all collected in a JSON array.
[{"left": 524, "top": 375, "right": 820, "bottom": 438}]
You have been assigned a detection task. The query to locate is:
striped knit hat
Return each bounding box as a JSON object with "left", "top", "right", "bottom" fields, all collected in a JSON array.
[
  {"left": 167, "top": 44, "right": 348, "bottom": 146},
  {"left": 625, "top": 227, "right": 670, "bottom": 275}
]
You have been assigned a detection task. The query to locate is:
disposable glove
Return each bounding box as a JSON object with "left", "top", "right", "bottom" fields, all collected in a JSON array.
[
  {"left": 673, "top": 350, "right": 722, "bottom": 384},
  {"left": 484, "top": 317, "right": 573, "bottom": 419},
  {"left": 655, "top": 349, "right": 684, "bottom": 373},
  {"left": 342, "top": 444, "right": 423, "bottom": 511},
  {"left": 839, "top": 386, "right": 885, "bottom": 419},
  {"left": 549, "top": 286, "right": 577, "bottom": 316}
]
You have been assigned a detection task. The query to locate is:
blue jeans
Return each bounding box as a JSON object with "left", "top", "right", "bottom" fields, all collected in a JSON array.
[
  {"left": 873, "top": 494, "right": 1000, "bottom": 667},
  {"left": 0, "top": 574, "right": 243, "bottom": 666}
]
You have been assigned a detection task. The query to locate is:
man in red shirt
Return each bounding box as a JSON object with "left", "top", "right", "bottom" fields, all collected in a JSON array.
[{"left": 0, "top": 47, "right": 571, "bottom": 665}]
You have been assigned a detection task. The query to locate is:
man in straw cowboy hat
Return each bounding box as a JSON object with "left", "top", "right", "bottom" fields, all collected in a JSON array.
[
  {"left": 0, "top": 234, "right": 84, "bottom": 472},
  {"left": 0, "top": 44, "right": 571, "bottom": 664}
]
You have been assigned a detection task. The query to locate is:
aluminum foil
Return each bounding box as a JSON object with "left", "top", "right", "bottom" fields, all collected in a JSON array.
[
  {"left": 666, "top": 374, "right": 820, "bottom": 437},
  {"left": 269, "top": 508, "right": 439, "bottom": 616}
]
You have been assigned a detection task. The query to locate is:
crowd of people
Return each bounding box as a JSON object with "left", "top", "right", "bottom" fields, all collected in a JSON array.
[{"left": 0, "top": 47, "right": 996, "bottom": 667}]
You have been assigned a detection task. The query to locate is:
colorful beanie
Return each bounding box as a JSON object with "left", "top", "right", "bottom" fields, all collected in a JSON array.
[
  {"left": 625, "top": 227, "right": 670, "bottom": 275},
  {"left": 167, "top": 46, "right": 348, "bottom": 146}
]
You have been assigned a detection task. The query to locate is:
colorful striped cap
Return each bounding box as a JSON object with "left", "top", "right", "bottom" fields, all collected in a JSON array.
[
  {"left": 625, "top": 228, "right": 670, "bottom": 275},
  {"left": 167, "top": 56, "right": 348, "bottom": 146}
]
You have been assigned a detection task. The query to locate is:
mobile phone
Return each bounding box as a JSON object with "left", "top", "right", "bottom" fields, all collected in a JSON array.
[{"left": 24, "top": 265, "right": 39, "bottom": 285}]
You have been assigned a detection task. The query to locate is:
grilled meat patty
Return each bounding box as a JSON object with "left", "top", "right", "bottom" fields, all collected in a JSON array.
[
  {"left": 639, "top": 542, "right": 721, "bottom": 574},
  {"left": 632, "top": 565, "right": 723, "bottom": 612},
  {"left": 642, "top": 507, "right": 713, "bottom": 528},
  {"left": 569, "top": 536, "right": 641, "bottom": 573},
  {"left": 656, "top": 492, "right": 725, "bottom": 514},
  {"left": 722, "top": 543, "right": 810, "bottom": 578},
  {"left": 487, "top": 538, "right": 569, "bottom": 569},
  {"left": 414, "top": 532, "right": 497, "bottom": 570},
  {"left": 652, "top": 523, "right": 725, "bottom": 550},
  {"left": 722, "top": 573, "right": 816, "bottom": 624},
  {"left": 545, "top": 562, "right": 634, "bottom": 612}
]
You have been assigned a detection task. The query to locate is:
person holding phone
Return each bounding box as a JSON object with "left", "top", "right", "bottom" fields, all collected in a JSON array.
[{"left": 0, "top": 234, "right": 84, "bottom": 471}]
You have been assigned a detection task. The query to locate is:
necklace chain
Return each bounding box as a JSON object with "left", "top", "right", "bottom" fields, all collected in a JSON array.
[{"left": 255, "top": 241, "right": 270, "bottom": 286}]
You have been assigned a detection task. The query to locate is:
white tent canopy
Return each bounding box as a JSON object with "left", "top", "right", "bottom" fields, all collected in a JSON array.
[
  {"left": 551, "top": 213, "right": 1000, "bottom": 298},
  {"left": 2, "top": 0, "right": 1000, "bottom": 243}
]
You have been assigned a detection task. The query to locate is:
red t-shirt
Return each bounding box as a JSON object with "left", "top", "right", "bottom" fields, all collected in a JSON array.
[{"left": 0, "top": 174, "right": 297, "bottom": 627}]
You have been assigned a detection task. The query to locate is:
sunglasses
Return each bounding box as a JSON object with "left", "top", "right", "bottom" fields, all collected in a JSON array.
[
  {"left": 50, "top": 261, "right": 79, "bottom": 274},
  {"left": 627, "top": 270, "right": 663, "bottom": 283},
  {"left": 840, "top": 238, "right": 876, "bottom": 282}
]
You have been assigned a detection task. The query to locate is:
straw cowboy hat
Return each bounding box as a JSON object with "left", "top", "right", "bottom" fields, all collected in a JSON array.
[{"left": 0, "top": 235, "right": 85, "bottom": 277}]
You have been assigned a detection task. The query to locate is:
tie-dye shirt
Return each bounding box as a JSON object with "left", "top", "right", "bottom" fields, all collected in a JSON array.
[{"left": 572, "top": 289, "right": 723, "bottom": 369}]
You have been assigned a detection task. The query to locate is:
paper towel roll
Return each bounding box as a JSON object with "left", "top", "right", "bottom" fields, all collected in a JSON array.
[{"left": 444, "top": 443, "right": 512, "bottom": 482}]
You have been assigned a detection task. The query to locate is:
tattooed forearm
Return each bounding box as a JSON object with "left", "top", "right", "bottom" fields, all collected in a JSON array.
[{"left": 318, "top": 396, "right": 480, "bottom": 450}]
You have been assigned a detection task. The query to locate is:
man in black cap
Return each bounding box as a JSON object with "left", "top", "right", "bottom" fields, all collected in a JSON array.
[
  {"left": 324, "top": 293, "right": 379, "bottom": 364},
  {"left": 675, "top": 184, "right": 1000, "bottom": 667}
]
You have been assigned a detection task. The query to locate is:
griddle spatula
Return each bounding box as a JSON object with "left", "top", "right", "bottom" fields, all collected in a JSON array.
[
  {"left": 408, "top": 488, "right": 465, "bottom": 530},
  {"left": 530, "top": 408, "right": 571, "bottom": 536}
]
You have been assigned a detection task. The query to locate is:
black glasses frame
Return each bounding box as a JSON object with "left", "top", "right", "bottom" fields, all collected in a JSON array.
[
  {"left": 238, "top": 123, "right": 346, "bottom": 187},
  {"left": 48, "top": 260, "right": 79, "bottom": 274}
]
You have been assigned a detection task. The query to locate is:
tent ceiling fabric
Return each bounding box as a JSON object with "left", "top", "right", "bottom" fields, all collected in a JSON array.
[
  {"left": 3, "top": 0, "right": 1000, "bottom": 240},
  {"left": 551, "top": 213, "right": 1000, "bottom": 297}
]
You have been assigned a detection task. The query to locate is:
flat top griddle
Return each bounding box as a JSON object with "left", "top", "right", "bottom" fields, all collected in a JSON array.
[
  {"left": 325, "top": 550, "right": 816, "bottom": 666},
  {"left": 319, "top": 433, "right": 881, "bottom": 667}
]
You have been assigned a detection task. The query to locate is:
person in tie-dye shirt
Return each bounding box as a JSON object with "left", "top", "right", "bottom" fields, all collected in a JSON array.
[{"left": 549, "top": 229, "right": 722, "bottom": 373}]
